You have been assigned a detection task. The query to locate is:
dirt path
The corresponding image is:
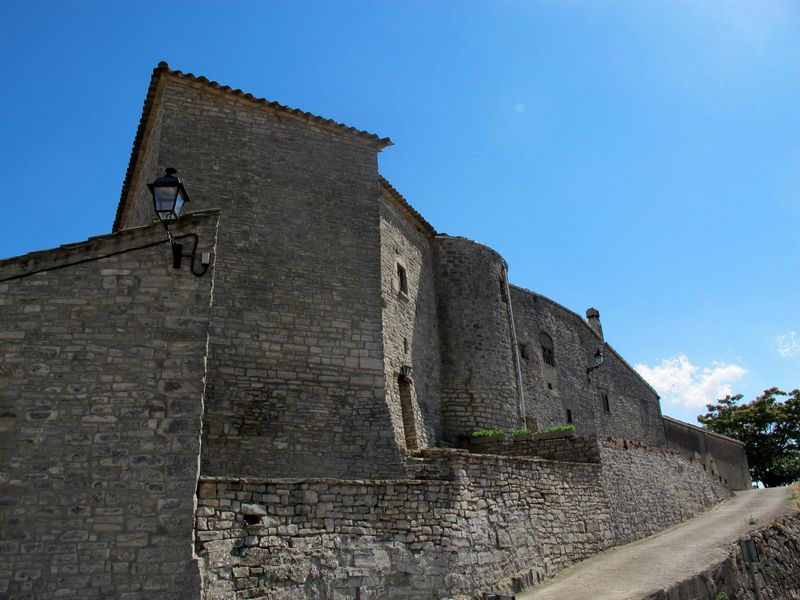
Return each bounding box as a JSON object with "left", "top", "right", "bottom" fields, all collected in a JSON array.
[{"left": 518, "top": 487, "right": 797, "bottom": 600}]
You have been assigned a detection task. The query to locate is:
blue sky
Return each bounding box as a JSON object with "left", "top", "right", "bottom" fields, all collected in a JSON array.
[{"left": 1, "top": 1, "right": 798, "bottom": 424}]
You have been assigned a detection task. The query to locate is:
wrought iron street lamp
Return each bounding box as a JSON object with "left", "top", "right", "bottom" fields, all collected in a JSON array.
[
  {"left": 147, "top": 168, "right": 208, "bottom": 276},
  {"left": 586, "top": 349, "right": 604, "bottom": 378},
  {"left": 148, "top": 167, "right": 190, "bottom": 226}
]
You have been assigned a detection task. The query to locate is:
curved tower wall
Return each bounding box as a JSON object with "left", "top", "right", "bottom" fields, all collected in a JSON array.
[{"left": 432, "top": 236, "right": 521, "bottom": 441}]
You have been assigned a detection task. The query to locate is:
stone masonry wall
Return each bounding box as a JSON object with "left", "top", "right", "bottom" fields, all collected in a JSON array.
[
  {"left": 510, "top": 286, "right": 665, "bottom": 446},
  {"left": 643, "top": 513, "right": 800, "bottom": 600},
  {"left": 469, "top": 433, "right": 601, "bottom": 463},
  {"left": 379, "top": 193, "right": 441, "bottom": 452},
  {"left": 195, "top": 449, "right": 614, "bottom": 600},
  {"left": 433, "top": 237, "right": 521, "bottom": 442},
  {"left": 0, "top": 213, "right": 218, "bottom": 600},
  {"left": 600, "top": 440, "right": 732, "bottom": 545},
  {"left": 663, "top": 416, "right": 752, "bottom": 491},
  {"left": 120, "top": 73, "right": 404, "bottom": 479}
]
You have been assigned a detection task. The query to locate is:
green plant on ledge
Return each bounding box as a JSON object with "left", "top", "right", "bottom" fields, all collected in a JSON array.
[
  {"left": 540, "top": 424, "right": 576, "bottom": 434},
  {"left": 513, "top": 428, "right": 532, "bottom": 436},
  {"left": 471, "top": 428, "right": 505, "bottom": 438}
]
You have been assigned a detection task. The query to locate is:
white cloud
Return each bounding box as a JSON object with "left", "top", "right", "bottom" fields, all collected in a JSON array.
[
  {"left": 776, "top": 331, "right": 799, "bottom": 358},
  {"left": 634, "top": 354, "right": 746, "bottom": 408}
]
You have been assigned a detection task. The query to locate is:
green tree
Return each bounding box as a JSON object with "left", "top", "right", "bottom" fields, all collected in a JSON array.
[{"left": 698, "top": 388, "right": 800, "bottom": 487}]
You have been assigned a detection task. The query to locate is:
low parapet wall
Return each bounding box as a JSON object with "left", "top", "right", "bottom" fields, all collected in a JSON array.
[
  {"left": 662, "top": 416, "right": 751, "bottom": 490},
  {"left": 600, "top": 440, "right": 732, "bottom": 545},
  {"left": 468, "top": 433, "right": 601, "bottom": 463},
  {"left": 196, "top": 449, "right": 614, "bottom": 599},
  {"left": 195, "top": 440, "right": 734, "bottom": 599}
]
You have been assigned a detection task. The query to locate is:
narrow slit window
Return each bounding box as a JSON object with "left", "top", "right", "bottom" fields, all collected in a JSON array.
[
  {"left": 566, "top": 409, "right": 573, "bottom": 424},
  {"left": 397, "top": 263, "right": 408, "bottom": 295},
  {"left": 519, "top": 343, "right": 529, "bottom": 360},
  {"left": 602, "top": 392, "right": 610, "bottom": 413}
]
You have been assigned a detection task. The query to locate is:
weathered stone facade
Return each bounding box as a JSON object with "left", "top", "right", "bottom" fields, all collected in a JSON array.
[
  {"left": 0, "top": 213, "right": 219, "bottom": 599},
  {"left": 192, "top": 442, "right": 731, "bottom": 599},
  {"left": 0, "top": 62, "right": 753, "bottom": 598}
]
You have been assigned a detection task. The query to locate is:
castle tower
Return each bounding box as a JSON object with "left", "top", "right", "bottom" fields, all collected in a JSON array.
[{"left": 433, "top": 236, "right": 522, "bottom": 441}]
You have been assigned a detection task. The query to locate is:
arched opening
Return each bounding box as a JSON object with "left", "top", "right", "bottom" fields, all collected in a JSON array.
[{"left": 398, "top": 375, "right": 418, "bottom": 451}]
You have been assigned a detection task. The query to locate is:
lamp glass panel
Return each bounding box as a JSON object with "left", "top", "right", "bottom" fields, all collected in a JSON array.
[
  {"left": 154, "top": 186, "right": 179, "bottom": 213},
  {"left": 173, "top": 190, "right": 186, "bottom": 218}
]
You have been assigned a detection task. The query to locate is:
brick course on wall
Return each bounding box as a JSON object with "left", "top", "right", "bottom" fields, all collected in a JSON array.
[{"left": 0, "top": 213, "right": 218, "bottom": 600}]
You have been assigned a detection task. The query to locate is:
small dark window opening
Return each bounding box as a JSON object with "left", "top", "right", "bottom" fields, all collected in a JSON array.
[
  {"left": 602, "top": 392, "right": 610, "bottom": 413},
  {"left": 547, "top": 382, "right": 553, "bottom": 390},
  {"left": 397, "top": 263, "right": 408, "bottom": 295},
  {"left": 243, "top": 514, "right": 261, "bottom": 526},
  {"left": 540, "top": 332, "right": 555, "bottom": 367},
  {"left": 403, "top": 337, "right": 409, "bottom": 354},
  {"left": 566, "top": 409, "right": 573, "bottom": 424},
  {"left": 519, "top": 343, "right": 529, "bottom": 360}
]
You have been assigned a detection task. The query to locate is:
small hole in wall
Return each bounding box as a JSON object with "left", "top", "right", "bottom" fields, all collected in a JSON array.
[
  {"left": 243, "top": 514, "right": 261, "bottom": 526},
  {"left": 566, "top": 409, "right": 573, "bottom": 424},
  {"left": 547, "top": 382, "right": 553, "bottom": 390}
]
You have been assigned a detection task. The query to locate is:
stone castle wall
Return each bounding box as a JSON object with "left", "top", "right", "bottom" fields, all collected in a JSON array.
[
  {"left": 378, "top": 193, "right": 441, "bottom": 452},
  {"left": 469, "top": 432, "right": 602, "bottom": 463},
  {"left": 433, "top": 237, "right": 521, "bottom": 442},
  {"left": 510, "top": 286, "right": 665, "bottom": 446},
  {"left": 600, "top": 440, "right": 731, "bottom": 545},
  {"left": 193, "top": 440, "right": 732, "bottom": 600},
  {"left": 0, "top": 214, "right": 218, "bottom": 600},
  {"left": 120, "top": 73, "right": 404, "bottom": 480},
  {"left": 663, "top": 416, "right": 751, "bottom": 490},
  {"left": 0, "top": 64, "right": 754, "bottom": 599},
  {"left": 195, "top": 449, "right": 613, "bottom": 600}
]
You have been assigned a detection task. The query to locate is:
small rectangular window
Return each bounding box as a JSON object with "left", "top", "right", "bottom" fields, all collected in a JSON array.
[
  {"left": 602, "top": 392, "right": 610, "bottom": 413},
  {"left": 396, "top": 263, "right": 408, "bottom": 295},
  {"left": 519, "top": 343, "right": 529, "bottom": 360},
  {"left": 542, "top": 346, "right": 555, "bottom": 367},
  {"left": 566, "top": 409, "right": 573, "bottom": 424}
]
